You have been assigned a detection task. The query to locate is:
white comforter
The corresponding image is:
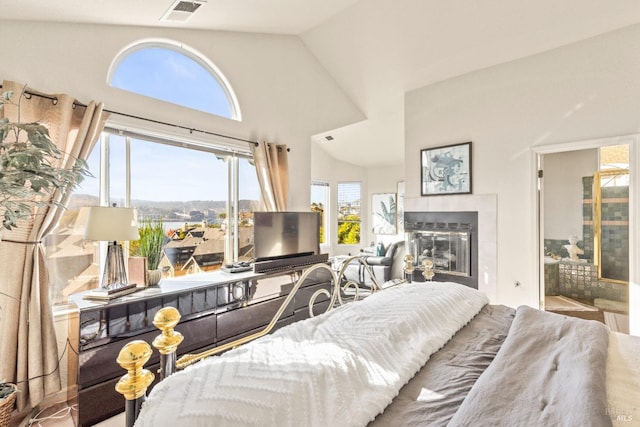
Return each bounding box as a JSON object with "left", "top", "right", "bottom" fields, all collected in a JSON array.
[{"left": 135, "top": 282, "right": 488, "bottom": 427}]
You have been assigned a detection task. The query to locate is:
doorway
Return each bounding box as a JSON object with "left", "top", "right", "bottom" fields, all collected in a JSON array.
[{"left": 535, "top": 135, "right": 640, "bottom": 335}]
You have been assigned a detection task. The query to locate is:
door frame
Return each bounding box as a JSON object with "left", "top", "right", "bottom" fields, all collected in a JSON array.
[{"left": 532, "top": 133, "right": 640, "bottom": 336}]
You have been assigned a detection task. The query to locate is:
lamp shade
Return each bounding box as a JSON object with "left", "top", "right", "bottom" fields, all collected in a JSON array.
[{"left": 85, "top": 206, "right": 139, "bottom": 242}]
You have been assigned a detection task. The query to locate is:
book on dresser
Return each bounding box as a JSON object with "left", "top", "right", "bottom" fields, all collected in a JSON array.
[{"left": 83, "top": 283, "right": 140, "bottom": 301}]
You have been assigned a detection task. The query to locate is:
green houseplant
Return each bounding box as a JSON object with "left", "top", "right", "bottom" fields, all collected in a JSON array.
[
  {"left": 0, "top": 88, "right": 87, "bottom": 425},
  {"left": 131, "top": 218, "right": 166, "bottom": 285},
  {"left": 0, "top": 89, "right": 88, "bottom": 230}
]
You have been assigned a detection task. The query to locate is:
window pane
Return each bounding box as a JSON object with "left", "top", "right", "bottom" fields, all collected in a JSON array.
[
  {"left": 108, "top": 134, "right": 127, "bottom": 207},
  {"left": 600, "top": 144, "right": 629, "bottom": 186},
  {"left": 129, "top": 139, "right": 228, "bottom": 277},
  {"left": 600, "top": 144, "right": 629, "bottom": 170},
  {"left": 337, "top": 182, "right": 361, "bottom": 245},
  {"left": 111, "top": 47, "right": 233, "bottom": 118},
  {"left": 311, "top": 182, "right": 329, "bottom": 244},
  {"left": 44, "top": 142, "right": 101, "bottom": 304},
  {"left": 238, "top": 158, "right": 260, "bottom": 261}
]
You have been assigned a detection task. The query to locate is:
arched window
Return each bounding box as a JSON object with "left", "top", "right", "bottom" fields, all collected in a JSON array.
[{"left": 108, "top": 39, "right": 241, "bottom": 120}]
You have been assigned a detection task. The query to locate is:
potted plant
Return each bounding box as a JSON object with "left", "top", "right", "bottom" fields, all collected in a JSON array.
[
  {"left": 0, "top": 382, "right": 17, "bottom": 427},
  {"left": 131, "top": 218, "right": 166, "bottom": 286},
  {"left": 0, "top": 88, "right": 87, "bottom": 425},
  {"left": 0, "top": 88, "right": 88, "bottom": 230}
]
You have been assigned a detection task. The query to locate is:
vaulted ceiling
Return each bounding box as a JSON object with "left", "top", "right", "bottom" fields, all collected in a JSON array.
[{"left": 3, "top": 0, "right": 640, "bottom": 167}]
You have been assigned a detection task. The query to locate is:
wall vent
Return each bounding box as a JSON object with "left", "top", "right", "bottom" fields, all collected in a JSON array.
[{"left": 161, "top": 0, "right": 206, "bottom": 22}]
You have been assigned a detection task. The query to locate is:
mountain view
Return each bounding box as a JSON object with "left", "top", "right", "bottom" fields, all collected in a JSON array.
[{"left": 69, "top": 193, "right": 260, "bottom": 222}]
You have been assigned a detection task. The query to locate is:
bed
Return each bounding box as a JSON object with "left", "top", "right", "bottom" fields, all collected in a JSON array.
[{"left": 115, "top": 263, "right": 640, "bottom": 427}]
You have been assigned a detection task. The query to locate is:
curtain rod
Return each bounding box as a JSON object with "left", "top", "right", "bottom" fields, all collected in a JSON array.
[{"left": 0, "top": 84, "right": 282, "bottom": 147}]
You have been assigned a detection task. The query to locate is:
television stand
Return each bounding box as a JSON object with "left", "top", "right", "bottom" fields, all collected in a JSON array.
[{"left": 254, "top": 253, "right": 329, "bottom": 273}]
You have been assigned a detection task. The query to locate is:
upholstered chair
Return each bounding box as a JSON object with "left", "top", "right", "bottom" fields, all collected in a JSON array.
[{"left": 342, "top": 241, "right": 405, "bottom": 287}]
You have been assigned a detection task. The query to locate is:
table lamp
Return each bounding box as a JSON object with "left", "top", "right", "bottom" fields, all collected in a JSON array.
[{"left": 85, "top": 205, "right": 139, "bottom": 290}]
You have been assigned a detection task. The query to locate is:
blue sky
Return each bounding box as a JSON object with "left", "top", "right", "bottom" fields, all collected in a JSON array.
[
  {"left": 78, "top": 138, "right": 260, "bottom": 202},
  {"left": 111, "top": 47, "right": 231, "bottom": 117}
]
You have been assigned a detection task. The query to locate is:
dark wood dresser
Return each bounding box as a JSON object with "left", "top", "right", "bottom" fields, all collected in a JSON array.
[{"left": 68, "top": 265, "right": 333, "bottom": 426}]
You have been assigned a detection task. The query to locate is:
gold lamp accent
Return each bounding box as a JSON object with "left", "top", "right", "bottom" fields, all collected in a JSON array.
[
  {"left": 422, "top": 259, "right": 435, "bottom": 281},
  {"left": 403, "top": 254, "right": 415, "bottom": 282},
  {"left": 115, "top": 340, "right": 155, "bottom": 401},
  {"left": 152, "top": 307, "right": 184, "bottom": 355}
]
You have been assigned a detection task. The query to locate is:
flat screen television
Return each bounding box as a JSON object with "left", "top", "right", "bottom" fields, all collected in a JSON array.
[{"left": 253, "top": 211, "right": 321, "bottom": 262}]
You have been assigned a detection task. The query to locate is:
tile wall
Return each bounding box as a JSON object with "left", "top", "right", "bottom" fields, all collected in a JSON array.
[
  {"left": 598, "top": 183, "right": 629, "bottom": 282},
  {"left": 544, "top": 175, "right": 628, "bottom": 306},
  {"left": 544, "top": 261, "right": 628, "bottom": 305}
]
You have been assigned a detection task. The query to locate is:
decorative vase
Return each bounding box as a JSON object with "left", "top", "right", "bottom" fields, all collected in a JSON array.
[{"left": 146, "top": 269, "right": 162, "bottom": 286}]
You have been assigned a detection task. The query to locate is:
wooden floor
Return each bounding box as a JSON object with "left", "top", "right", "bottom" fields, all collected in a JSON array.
[
  {"left": 545, "top": 295, "right": 629, "bottom": 332},
  {"left": 604, "top": 311, "right": 630, "bottom": 334},
  {"left": 14, "top": 402, "right": 123, "bottom": 427},
  {"left": 545, "top": 295, "right": 600, "bottom": 312}
]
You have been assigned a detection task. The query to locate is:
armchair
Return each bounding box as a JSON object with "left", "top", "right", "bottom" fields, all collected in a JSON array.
[{"left": 341, "top": 241, "right": 405, "bottom": 288}]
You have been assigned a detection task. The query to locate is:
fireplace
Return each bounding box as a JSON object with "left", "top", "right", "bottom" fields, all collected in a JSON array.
[{"left": 405, "top": 211, "right": 478, "bottom": 288}]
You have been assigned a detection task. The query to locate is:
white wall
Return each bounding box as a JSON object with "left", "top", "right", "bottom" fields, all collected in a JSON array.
[
  {"left": 544, "top": 149, "right": 597, "bottom": 241},
  {"left": 405, "top": 24, "right": 640, "bottom": 308},
  {"left": 0, "top": 20, "right": 364, "bottom": 210}
]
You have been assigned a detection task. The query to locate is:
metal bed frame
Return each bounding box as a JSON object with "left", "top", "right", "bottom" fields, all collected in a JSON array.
[{"left": 114, "top": 257, "right": 396, "bottom": 427}]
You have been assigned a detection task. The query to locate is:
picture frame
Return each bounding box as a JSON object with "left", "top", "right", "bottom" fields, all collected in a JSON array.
[
  {"left": 421, "top": 141, "right": 472, "bottom": 196},
  {"left": 371, "top": 193, "right": 397, "bottom": 235},
  {"left": 396, "top": 181, "right": 405, "bottom": 234}
]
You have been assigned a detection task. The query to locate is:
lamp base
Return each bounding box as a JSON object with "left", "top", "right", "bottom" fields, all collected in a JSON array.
[{"left": 101, "top": 242, "right": 130, "bottom": 290}]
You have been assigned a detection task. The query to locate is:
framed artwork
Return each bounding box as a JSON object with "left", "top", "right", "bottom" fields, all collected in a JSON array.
[
  {"left": 396, "top": 181, "right": 405, "bottom": 234},
  {"left": 371, "top": 193, "right": 397, "bottom": 235},
  {"left": 421, "top": 141, "right": 472, "bottom": 196}
]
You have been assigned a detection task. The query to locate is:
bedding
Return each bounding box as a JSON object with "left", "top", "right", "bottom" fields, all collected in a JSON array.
[
  {"left": 134, "top": 282, "right": 488, "bottom": 427},
  {"left": 448, "top": 306, "right": 611, "bottom": 427},
  {"left": 129, "top": 281, "right": 637, "bottom": 427},
  {"left": 369, "top": 304, "right": 516, "bottom": 426},
  {"left": 607, "top": 331, "right": 640, "bottom": 426}
]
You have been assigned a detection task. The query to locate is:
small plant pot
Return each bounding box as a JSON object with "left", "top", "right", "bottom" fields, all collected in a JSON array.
[
  {"left": 0, "top": 383, "right": 17, "bottom": 427},
  {"left": 146, "top": 269, "right": 162, "bottom": 286}
]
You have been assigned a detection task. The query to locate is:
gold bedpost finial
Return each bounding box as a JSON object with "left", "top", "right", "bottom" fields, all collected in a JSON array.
[
  {"left": 115, "top": 340, "right": 155, "bottom": 400},
  {"left": 152, "top": 307, "right": 184, "bottom": 355}
]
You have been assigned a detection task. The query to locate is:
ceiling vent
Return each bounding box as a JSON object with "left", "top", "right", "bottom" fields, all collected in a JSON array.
[{"left": 161, "top": 0, "right": 206, "bottom": 22}]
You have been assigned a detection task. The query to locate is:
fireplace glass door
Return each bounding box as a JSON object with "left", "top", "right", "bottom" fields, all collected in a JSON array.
[{"left": 408, "top": 230, "right": 471, "bottom": 276}]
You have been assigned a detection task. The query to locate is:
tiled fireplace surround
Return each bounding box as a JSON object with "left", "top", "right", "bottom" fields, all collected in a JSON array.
[{"left": 405, "top": 194, "right": 498, "bottom": 302}]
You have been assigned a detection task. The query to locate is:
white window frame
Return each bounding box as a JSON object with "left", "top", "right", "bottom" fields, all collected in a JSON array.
[
  {"left": 311, "top": 180, "right": 330, "bottom": 247},
  {"left": 99, "top": 128, "right": 252, "bottom": 264},
  {"left": 337, "top": 181, "right": 362, "bottom": 246}
]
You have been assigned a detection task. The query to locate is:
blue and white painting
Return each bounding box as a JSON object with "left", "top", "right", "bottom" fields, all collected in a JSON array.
[
  {"left": 421, "top": 142, "right": 472, "bottom": 196},
  {"left": 371, "top": 193, "right": 397, "bottom": 235}
]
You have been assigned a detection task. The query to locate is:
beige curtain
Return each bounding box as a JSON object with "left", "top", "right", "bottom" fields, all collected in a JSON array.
[
  {"left": 250, "top": 141, "right": 289, "bottom": 211},
  {"left": 0, "top": 80, "right": 108, "bottom": 413}
]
